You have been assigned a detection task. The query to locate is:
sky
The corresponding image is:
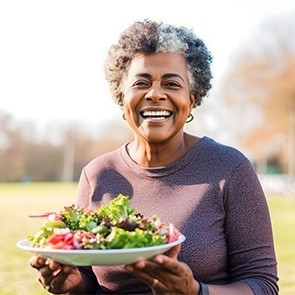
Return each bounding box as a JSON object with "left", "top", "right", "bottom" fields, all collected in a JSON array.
[{"left": 1, "top": 0, "right": 295, "bottom": 134}]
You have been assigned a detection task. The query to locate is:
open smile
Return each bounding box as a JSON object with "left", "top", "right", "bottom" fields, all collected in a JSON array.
[{"left": 140, "top": 110, "right": 173, "bottom": 120}]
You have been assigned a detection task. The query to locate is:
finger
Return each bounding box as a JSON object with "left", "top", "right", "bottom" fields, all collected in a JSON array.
[
  {"left": 138, "top": 259, "right": 194, "bottom": 294},
  {"left": 126, "top": 260, "right": 171, "bottom": 288},
  {"left": 164, "top": 244, "right": 181, "bottom": 259},
  {"left": 38, "top": 266, "right": 55, "bottom": 287},
  {"left": 152, "top": 255, "right": 187, "bottom": 276},
  {"left": 38, "top": 260, "right": 61, "bottom": 286},
  {"left": 136, "top": 259, "right": 172, "bottom": 282},
  {"left": 29, "top": 256, "right": 47, "bottom": 269},
  {"left": 47, "top": 265, "right": 74, "bottom": 292},
  {"left": 38, "top": 262, "right": 73, "bottom": 289},
  {"left": 125, "top": 264, "right": 164, "bottom": 290},
  {"left": 47, "top": 259, "right": 64, "bottom": 273}
]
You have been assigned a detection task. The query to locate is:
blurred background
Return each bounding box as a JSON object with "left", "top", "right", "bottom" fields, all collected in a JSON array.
[
  {"left": 1, "top": 0, "right": 295, "bottom": 193},
  {"left": 1, "top": 1, "right": 295, "bottom": 294}
]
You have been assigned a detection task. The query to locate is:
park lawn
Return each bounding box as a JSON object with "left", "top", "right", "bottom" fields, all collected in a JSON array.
[
  {"left": 267, "top": 194, "right": 295, "bottom": 294},
  {"left": 0, "top": 182, "right": 77, "bottom": 295},
  {"left": 0, "top": 183, "right": 294, "bottom": 295}
]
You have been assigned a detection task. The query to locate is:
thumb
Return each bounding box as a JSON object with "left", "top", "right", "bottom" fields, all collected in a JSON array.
[{"left": 165, "top": 244, "right": 181, "bottom": 259}]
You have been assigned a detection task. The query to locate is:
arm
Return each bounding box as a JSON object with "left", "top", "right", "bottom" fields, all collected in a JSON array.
[
  {"left": 75, "top": 168, "right": 93, "bottom": 208},
  {"left": 224, "top": 159, "right": 279, "bottom": 294},
  {"left": 125, "top": 159, "right": 278, "bottom": 295},
  {"left": 69, "top": 266, "right": 100, "bottom": 295},
  {"left": 124, "top": 252, "right": 254, "bottom": 295}
]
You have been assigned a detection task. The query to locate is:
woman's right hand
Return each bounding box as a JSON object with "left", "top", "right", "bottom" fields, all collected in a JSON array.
[{"left": 29, "top": 255, "right": 83, "bottom": 294}]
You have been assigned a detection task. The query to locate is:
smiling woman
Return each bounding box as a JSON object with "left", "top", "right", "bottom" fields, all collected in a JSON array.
[
  {"left": 28, "top": 19, "right": 279, "bottom": 295},
  {"left": 104, "top": 20, "right": 212, "bottom": 108},
  {"left": 121, "top": 52, "right": 196, "bottom": 165}
]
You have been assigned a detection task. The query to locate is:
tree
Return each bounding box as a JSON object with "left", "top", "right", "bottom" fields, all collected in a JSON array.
[
  {"left": 0, "top": 110, "right": 132, "bottom": 182},
  {"left": 220, "top": 11, "right": 295, "bottom": 175},
  {"left": 0, "top": 111, "right": 28, "bottom": 181}
]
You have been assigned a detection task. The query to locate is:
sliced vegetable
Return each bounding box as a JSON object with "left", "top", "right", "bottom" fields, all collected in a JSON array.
[{"left": 28, "top": 194, "right": 180, "bottom": 250}]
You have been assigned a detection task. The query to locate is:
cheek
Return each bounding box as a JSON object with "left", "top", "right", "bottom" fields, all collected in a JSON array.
[
  {"left": 123, "top": 93, "right": 142, "bottom": 114},
  {"left": 123, "top": 101, "right": 136, "bottom": 117},
  {"left": 178, "top": 98, "right": 193, "bottom": 113},
  {"left": 123, "top": 102, "right": 139, "bottom": 125}
]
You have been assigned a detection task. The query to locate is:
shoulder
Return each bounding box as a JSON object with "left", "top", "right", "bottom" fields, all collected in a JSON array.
[
  {"left": 83, "top": 144, "right": 125, "bottom": 174},
  {"left": 200, "top": 136, "right": 248, "bottom": 162},
  {"left": 197, "top": 137, "right": 254, "bottom": 177}
]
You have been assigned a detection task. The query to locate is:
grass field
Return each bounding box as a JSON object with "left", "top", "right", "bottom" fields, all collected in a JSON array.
[{"left": 0, "top": 182, "right": 294, "bottom": 295}]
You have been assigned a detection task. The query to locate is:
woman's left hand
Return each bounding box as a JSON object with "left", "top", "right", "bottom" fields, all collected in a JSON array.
[{"left": 124, "top": 245, "right": 199, "bottom": 295}]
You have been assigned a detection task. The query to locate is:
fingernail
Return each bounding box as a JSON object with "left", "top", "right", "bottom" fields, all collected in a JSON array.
[
  {"left": 124, "top": 265, "right": 133, "bottom": 272},
  {"left": 135, "top": 261, "right": 145, "bottom": 269},
  {"left": 53, "top": 269, "right": 61, "bottom": 276}
]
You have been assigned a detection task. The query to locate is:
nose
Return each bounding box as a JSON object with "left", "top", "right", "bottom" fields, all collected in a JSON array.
[{"left": 145, "top": 82, "right": 167, "bottom": 101}]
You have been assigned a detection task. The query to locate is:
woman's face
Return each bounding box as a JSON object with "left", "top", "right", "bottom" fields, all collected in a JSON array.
[{"left": 122, "top": 52, "right": 195, "bottom": 143}]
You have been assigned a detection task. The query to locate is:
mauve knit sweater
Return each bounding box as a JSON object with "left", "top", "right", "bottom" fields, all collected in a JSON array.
[{"left": 75, "top": 136, "right": 279, "bottom": 295}]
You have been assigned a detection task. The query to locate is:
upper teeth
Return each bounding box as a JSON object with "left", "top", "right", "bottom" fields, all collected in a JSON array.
[{"left": 142, "top": 111, "right": 171, "bottom": 117}]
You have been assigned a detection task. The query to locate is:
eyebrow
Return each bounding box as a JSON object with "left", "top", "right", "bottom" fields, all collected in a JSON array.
[{"left": 134, "top": 73, "right": 185, "bottom": 82}]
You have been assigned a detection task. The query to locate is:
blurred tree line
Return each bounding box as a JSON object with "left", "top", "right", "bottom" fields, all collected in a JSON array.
[
  {"left": 1, "top": 11, "right": 294, "bottom": 182},
  {"left": 219, "top": 11, "right": 295, "bottom": 176},
  {"left": 0, "top": 112, "right": 132, "bottom": 182}
]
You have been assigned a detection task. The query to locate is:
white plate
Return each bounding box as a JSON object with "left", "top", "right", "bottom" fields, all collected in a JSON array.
[{"left": 16, "top": 235, "right": 185, "bottom": 266}]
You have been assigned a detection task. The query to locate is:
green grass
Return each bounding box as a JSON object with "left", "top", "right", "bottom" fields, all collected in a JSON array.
[
  {"left": 0, "top": 183, "right": 294, "bottom": 295},
  {"left": 0, "top": 182, "right": 77, "bottom": 295},
  {"left": 268, "top": 194, "right": 295, "bottom": 294}
]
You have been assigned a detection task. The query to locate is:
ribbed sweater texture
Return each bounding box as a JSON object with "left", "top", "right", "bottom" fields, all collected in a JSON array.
[{"left": 76, "top": 136, "right": 278, "bottom": 294}]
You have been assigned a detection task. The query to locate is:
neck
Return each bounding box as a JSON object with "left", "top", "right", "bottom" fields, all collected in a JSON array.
[{"left": 127, "top": 133, "right": 199, "bottom": 167}]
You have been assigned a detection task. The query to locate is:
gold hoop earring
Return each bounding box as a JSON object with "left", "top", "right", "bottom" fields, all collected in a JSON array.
[{"left": 186, "top": 113, "right": 194, "bottom": 123}]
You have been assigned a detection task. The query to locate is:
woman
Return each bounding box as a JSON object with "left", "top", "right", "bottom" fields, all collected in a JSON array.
[{"left": 30, "top": 19, "right": 279, "bottom": 294}]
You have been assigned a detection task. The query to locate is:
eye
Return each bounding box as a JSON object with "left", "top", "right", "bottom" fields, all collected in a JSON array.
[
  {"left": 164, "top": 81, "right": 181, "bottom": 88},
  {"left": 132, "top": 80, "right": 150, "bottom": 88}
]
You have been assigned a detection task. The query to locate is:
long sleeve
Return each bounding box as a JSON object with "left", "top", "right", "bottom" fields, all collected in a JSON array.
[
  {"left": 77, "top": 266, "right": 101, "bottom": 294},
  {"left": 70, "top": 138, "right": 279, "bottom": 294},
  {"left": 75, "top": 168, "right": 93, "bottom": 208},
  {"left": 224, "top": 158, "right": 279, "bottom": 294}
]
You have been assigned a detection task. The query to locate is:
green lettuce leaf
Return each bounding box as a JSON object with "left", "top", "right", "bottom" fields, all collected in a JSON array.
[{"left": 97, "top": 194, "right": 135, "bottom": 222}]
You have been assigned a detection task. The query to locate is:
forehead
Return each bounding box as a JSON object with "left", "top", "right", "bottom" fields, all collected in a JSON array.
[{"left": 127, "top": 52, "right": 188, "bottom": 77}]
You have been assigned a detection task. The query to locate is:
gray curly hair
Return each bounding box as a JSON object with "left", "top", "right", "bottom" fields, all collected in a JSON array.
[{"left": 104, "top": 19, "right": 213, "bottom": 107}]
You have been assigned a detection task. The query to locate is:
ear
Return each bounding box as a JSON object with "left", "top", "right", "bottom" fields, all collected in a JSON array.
[{"left": 189, "top": 93, "right": 195, "bottom": 110}]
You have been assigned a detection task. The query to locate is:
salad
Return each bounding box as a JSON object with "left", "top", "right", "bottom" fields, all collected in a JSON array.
[{"left": 28, "top": 194, "right": 180, "bottom": 250}]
